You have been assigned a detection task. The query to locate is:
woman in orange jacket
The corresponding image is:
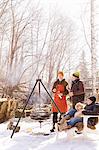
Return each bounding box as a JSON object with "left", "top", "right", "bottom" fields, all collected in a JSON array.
[{"left": 50, "top": 71, "right": 69, "bottom": 132}]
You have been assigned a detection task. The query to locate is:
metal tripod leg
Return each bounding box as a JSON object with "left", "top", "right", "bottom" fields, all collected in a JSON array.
[
  {"left": 40, "top": 79, "right": 61, "bottom": 114},
  {"left": 10, "top": 79, "right": 38, "bottom": 138}
]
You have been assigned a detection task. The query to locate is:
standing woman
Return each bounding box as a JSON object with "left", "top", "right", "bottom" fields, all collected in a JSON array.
[{"left": 50, "top": 71, "right": 69, "bottom": 132}]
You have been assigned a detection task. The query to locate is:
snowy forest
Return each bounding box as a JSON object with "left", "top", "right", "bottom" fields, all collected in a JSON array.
[{"left": 0, "top": 0, "right": 98, "bottom": 99}]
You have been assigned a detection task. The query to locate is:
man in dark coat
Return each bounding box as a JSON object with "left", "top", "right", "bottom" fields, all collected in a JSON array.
[{"left": 69, "top": 72, "right": 85, "bottom": 109}]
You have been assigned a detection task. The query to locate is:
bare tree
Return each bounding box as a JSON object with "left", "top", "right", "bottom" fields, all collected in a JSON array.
[
  {"left": 90, "top": 0, "right": 97, "bottom": 95},
  {"left": 0, "top": 0, "right": 40, "bottom": 98},
  {"left": 0, "top": 0, "right": 80, "bottom": 101},
  {"left": 80, "top": 0, "right": 98, "bottom": 95}
]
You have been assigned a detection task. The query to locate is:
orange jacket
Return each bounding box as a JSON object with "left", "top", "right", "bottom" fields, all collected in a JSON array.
[{"left": 52, "top": 79, "right": 68, "bottom": 113}]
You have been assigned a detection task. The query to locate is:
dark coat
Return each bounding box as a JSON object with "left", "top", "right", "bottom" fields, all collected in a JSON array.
[
  {"left": 70, "top": 79, "right": 85, "bottom": 108},
  {"left": 82, "top": 102, "right": 99, "bottom": 115},
  {"left": 82, "top": 102, "right": 99, "bottom": 126},
  {"left": 52, "top": 79, "right": 69, "bottom": 96}
]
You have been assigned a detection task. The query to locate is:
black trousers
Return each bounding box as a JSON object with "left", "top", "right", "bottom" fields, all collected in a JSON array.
[
  {"left": 52, "top": 112, "right": 64, "bottom": 128},
  {"left": 53, "top": 112, "right": 58, "bottom": 126}
]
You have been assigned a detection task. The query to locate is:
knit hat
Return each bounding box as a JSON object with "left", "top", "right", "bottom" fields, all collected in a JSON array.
[
  {"left": 89, "top": 96, "right": 96, "bottom": 103},
  {"left": 73, "top": 71, "right": 80, "bottom": 78},
  {"left": 58, "top": 71, "right": 64, "bottom": 77}
]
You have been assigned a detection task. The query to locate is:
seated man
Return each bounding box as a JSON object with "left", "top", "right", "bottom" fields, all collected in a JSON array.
[{"left": 58, "top": 96, "right": 99, "bottom": 132}]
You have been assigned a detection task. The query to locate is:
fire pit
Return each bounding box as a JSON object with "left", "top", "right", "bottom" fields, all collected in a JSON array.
[{"left": 30, "top": 104, "right": 51, "bottom": 128}]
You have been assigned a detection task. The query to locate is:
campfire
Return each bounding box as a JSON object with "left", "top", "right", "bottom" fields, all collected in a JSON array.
[{"left": 30, "top": 104, "right": 51, "bottom": 127}]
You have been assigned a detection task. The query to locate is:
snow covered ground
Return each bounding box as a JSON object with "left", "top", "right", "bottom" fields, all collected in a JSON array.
[{"left": 0, "top": 117, "right": 99, "bottom": 150}]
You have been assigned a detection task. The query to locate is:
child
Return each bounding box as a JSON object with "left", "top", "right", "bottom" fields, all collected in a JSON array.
[
  {"left": 58, "top": 102, "right": 84, "bottom": 131},
  {"left": 58, "top": 96, "right": 99, "bottom": 132}
]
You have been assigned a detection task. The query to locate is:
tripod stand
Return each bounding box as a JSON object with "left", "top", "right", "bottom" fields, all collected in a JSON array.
[{"left": 11, "top": 79, "right": 61, "bottom": 138}]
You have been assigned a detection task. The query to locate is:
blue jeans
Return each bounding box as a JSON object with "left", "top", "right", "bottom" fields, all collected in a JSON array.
[
  {"left": 64, "top": 108, "right": 77, "bottom": 118},
  {"left": 64, "top": 108, "right": 83, "bottom": 127},
  {"left": 67, "top": 117, "right": 83, "bottom": 126}
]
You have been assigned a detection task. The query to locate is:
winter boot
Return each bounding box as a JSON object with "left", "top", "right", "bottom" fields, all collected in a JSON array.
[
  {"left": 59, "top": 115, "right": 70, "bottom": 125},
  {"left": 50, "top": 123, "right": 55, "bottom": 132},
  {"left": 58, "top": 122, "right": 71, "bottom": 132},
  {"left": 75, "top": 122, "right": 84, "bottom": 132},
  {"left": 87, "top": 124, "right": 96, "bottom": 130}
]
